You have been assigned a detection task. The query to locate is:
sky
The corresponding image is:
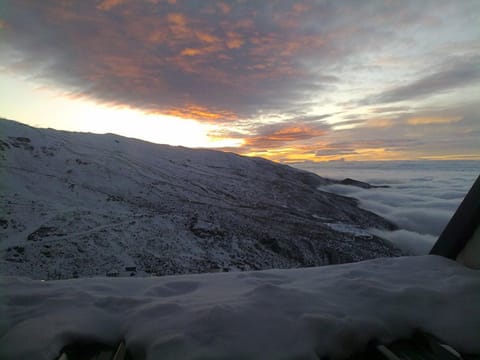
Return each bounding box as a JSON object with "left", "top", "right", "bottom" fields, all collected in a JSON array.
[{"left": 0, "top": 0, "right": 479, "bottom": 162}]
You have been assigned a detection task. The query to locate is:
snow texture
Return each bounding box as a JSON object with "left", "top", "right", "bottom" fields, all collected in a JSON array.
[{"left": 1, "top": 255, "right": 479, "bottom": 360}]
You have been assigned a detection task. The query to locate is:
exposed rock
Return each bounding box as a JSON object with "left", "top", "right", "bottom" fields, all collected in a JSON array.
[
  {"left": 340, "top": 177, "right": 390, "bottom": 189},
  {"left": 27, "top": 226, "right": 64, "bottom": 241}
]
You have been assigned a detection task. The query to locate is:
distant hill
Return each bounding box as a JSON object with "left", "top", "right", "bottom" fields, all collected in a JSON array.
[{"left": 0, "top": 119, "right": 400, "bottom": 279}]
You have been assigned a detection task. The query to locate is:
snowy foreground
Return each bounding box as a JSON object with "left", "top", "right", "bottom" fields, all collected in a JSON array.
[{"left": 1, "top": 255, "right": 479, "bottom": 360}]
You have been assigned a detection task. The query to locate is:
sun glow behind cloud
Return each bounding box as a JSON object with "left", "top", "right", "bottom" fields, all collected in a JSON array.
[{"left": 0, "top": 74, "right": 242, "bottom": 148}]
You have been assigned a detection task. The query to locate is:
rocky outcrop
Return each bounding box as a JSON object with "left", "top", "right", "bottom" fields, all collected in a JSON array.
[{"left": 340, "top": 178, "right": 390, "bottom": 189}]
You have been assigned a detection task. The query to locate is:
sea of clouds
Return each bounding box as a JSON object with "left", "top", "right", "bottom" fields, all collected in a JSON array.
[{"left": 293, "top": 160, "right": 479, "bottom": 255}]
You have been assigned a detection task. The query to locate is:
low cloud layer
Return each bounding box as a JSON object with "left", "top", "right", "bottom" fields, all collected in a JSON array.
[
  {"left": 301, "top": 161, "right": 479, "bottom": 255},
  {"left": 370, "top": 229, "right": 437, "bottom": 256}
]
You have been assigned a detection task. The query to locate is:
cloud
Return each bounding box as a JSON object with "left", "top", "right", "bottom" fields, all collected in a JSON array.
[
  {"left": 1, "top": 1, "right": 479, "bottom": 161},
  {"left": 366, "top": 56, "right": 480, "bottom": 104},
  {"left": 313, "top": 164, "right": 478, "bottom": 254},
  {"left": 406, "top": 116, "right": 463, "bottom": 125},
  {"left": 97, "top": 0, "right": 125, "bottom": 11},
  {"left": 329, "top": 186, "right": 457, "bottom": 216},
  {"left": 369, "top": 106, "right": 411, "bottom": 114},
  {"left": 3, "top": 0, "right": 477, "bottom": 125},
  {"left": 296, "top": 101, "right": 480, "bottom": 161},
  {"left": 243, "top": 122, "right": 328, "bottom": 150},
  {"left": 163, "top": 105, "right": 238, "bottom": 123},
  {"left": 1, "top": 0, "right": 346, "bottom": 121},
  {"left": 296, "top": 114, "right": 336, "bottom": 123},
  {"left": 321, "top": 184, "right": 463, "bottom": 235},
  {"left": 330, "top": 119, "right": 367, "bottom": 128},
  {"left": 316, "top": 138, "right": 423, "bottom": 157},
  {"left": 369, "top": 229, "right": 436, "bottom": 255},
  {"left": 316, "top": 148, "right": 358, "bottom": 157},
  {"left": 209, "top": 113, "right": 335, "bottom": 154}
]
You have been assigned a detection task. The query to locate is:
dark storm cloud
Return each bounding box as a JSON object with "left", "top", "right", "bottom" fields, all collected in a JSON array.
[{"left": 1, "top": 0, "right": 456, "bottom": 122}]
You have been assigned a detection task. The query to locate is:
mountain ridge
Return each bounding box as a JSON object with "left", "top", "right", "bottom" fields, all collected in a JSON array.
[{"left": 0, "top": 118, "right": 400, "bottom": 279}]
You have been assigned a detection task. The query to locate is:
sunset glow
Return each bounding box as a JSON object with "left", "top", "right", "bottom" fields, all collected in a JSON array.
[{"left": 1, "top": 0, "right": 479, "bottom": 161}]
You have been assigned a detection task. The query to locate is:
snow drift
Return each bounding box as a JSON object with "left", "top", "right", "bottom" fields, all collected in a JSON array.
[{"left": 1, "top": 255, "right": 479, "bottom": 360}]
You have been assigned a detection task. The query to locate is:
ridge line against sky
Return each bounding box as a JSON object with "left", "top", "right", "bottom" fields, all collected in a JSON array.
[{"left": 0, "top": 0, "right": 479, "bottom": 162}]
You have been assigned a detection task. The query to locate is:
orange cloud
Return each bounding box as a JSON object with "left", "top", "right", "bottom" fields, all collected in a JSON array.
[
  {"left": 100, "top": 55, "right": 144, "bottom": 78},
  {"left": 180, "top": 48, "right": 203, "bottom": 56},
  {"left": 164, "top": 105, "right": 238, "bottom": 122},
  {"left": 244, "top": 124, "right": 326, "bottom": 149},
  {"left": 147, "top": 29, "right": 166, "bottom": 44},
  {"left": 218, "top": 3, "right": 231, "bottom": 14},
  {"left": 238, "top": 143, "right": 409, "bottom": 163},
  {"left": 97, "top": 0, "right": 125, "bottom": 11},
  {"left": 168, "top": 12, "right": 186, "bottom": 26},
  {"left": 2, "top": 0, "right": 478, "bottom": 169},
  {"left": 226, "top": 31, "right": 244, "bottom": 49},
  {"left": 2, "top": 1, "right": 407, "bottom": 131},
  {"left": 363, "top": 118, "right": 395, "bottom": 128},
  {"left": 196, "top": 31, "right": 220, "bottom": 44},
  {"left": 407, "top": 116, "right": 463, "bottom": 125},
  {"left": 167, "top": 12, "right": 190, "bottom": 37},
  {"left": 9, "top": 2, "right": 326, "bottom": 125}
]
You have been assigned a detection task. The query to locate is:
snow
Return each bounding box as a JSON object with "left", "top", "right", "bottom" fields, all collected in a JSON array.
[
  {"left": 325, "top": 223, "right": 373, "bottom": 238},
  {"left": 1, "top": 255, "right": 479, "bottom": 360},
  {"left": 0, "top": 119, "right": 399, "bottom": 279}
]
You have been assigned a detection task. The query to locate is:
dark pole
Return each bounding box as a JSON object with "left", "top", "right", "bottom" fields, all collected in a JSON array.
[{"left": 430, "top": 174, "right": 480, "bottom": 259}]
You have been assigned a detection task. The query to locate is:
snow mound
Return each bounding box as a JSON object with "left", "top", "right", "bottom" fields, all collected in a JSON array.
[{"left": 1, "top": 255, "right": 479, "bottom": 359}]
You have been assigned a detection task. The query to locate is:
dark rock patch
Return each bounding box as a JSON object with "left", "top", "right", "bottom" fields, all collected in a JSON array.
[
  {"left": 340, "top": 178, "right": 390, "bottom": 189},
  {"left": 27, "top": 226, "right": 65, "bottom": 241}
]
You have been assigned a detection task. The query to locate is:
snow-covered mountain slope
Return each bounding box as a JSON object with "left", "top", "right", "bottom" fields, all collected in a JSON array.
[
  {"left": 0, "top": 118, "right": 400, "bottom": 279},
  {"left": 1, "top": 256, "right": 479, "bottom": 360}
]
